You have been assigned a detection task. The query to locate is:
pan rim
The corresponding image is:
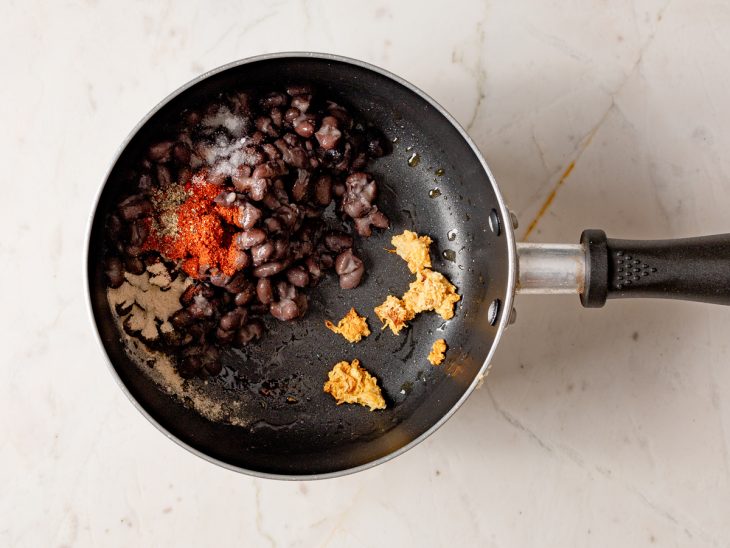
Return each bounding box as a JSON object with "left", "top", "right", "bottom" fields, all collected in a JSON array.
[{"left": 85, "top": 51, "right": 517, "bottom": 480}]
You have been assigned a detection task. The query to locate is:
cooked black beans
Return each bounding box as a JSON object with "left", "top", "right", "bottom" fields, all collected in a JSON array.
[
  {"left": 107, "top": 85, "right": 392, "bottom": 378},
  {"left": 236, "top": 228, "right": 266, "bottom": 249},
  {"left": 270, "top": 299, "right": 299, "bottom": 321},
  {"left": 335, "top": 249, "right": 365, "bottom": 289},
  {"left": 253, "top": 261, "right": 286, "bottom": 278},
  {"left": 251, "top": 242, "right": 275, "bottom": 266},
  {"left": 286, "top": 266, "right": 309, "bottom": 288},
  {"left": 256, "top": 278, "right": 273, "bottom": 305},
  {"left": 104, "top": 256, "right": 125, "bottom": 288}
]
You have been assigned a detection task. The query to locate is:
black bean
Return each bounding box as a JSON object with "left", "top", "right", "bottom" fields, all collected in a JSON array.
[
  {"left": 238, "top": 201, "right": 262, "bottom": 230},
  {"left": 315, "top": 116, "right": 341, "bottom": 150},
  {"left": 325, "top": 232, "right": 353, "bottom": 253},
  {"left": 156, "top": 164, "right": 172, "bottom": 187},
  {"left": 261, "top": 143, "right": 280, "bottom": 160},
  {"left": 286, "top": 266, "right": 309, "bottom": 288},
  {"left": 291, "top": 170, "right": 310, "bottom": 202},
  {"left": 276, "top": 280, "right": 296, "bottom": 301},
  {"left": 290, "top": 95, "right": 311, "bottom": 112},
  {"left": 335, "top": 249, "right": 365, "bottom": 289},
  {"left": 186, "top": 324, "right": 207, "bottom": 345},
  {"left": 249, "top": 302, "right": 268, "bottom": 315},
  {"left": 272, "top": 239, "right": 290, "bottom": 260},
  {"left": 214, "top": 190, "right": 237, "bottom": 207},
  {"left": 209, "top": 268, "right": 230, "bottom": 287},
  {"left": 260, "top": 92, "right": 287, "bottom": 109},
  {"left": 129, "top": 219, "right": 149, "bottom": 246},
  {"left": 220, "top": 309, "right": 244, "bottom": 331},
  {"left": 104, "top": 256, "right": 125, "bottom": 288},
  {"left": 215, "top": 328, "right": 235, "bottom": 344},
  {"left": 255, "top": 116, "right": 277, "bottom": 137},
  {"left": 227, "top": 251, "right": 250, "bottom": 274},
  {"left": 353, "top": 206, "right": 390, "bottom": 237},
  {"left": 178, "top": 355, "right": 203, "bottom": 378},
  {"left": 286, "top": 84, "right": 313, "bottom": 96},
  {"left": 118, "top": 194, "right": 152, "bottom": 221},
  {"left": 222, "top": 272, "right": 248, "bottom": 293},
  {"left": 148, "top": 141, "right": 173, "bottom": 162},
  {"left": 125, "top": 244, "right": 143, "bottom": 258},
  {"left": 290, "top": 239, "right": 313, "bottom": 260},
  {"left": 253, "top": 161, "right": 287, "bottom": 179},
  {"left": 294, "top": 116, "right": 316, "bottom": 138},
  {"left": 313, "top": 175, "right": 333, "bottom": 205},
  {"left": 138, "top": 173, "right": 154, "bottom": 193},
  {"left": 170, "top": 309, "right": 192, "bottom": 329},
  {"left": 251, "top": 242, "right": 274, "bottom": 266},
  {"left": 236, "top": 321, "right": 264, "bottom": 344},
  {"left": 188, "top": 295, "right": 215, "bottom": 318},
  {"left": 284, "top": 107, "right": 300, "bottom": 124},
  {"left": 256, "top": 278, "right": 273, "bottom": 304},
  {"left": 236, "top": 228, "right": 266, "bottom": 249},
  {"left": 319, "top": 252, "right": 334, "bottom": 270},
  {"left": 234, "top": 285, "right": 255, "bottom": 306},
  {"left": 173, "top": 142, "right": 191, "bottom": 164},
  {"left": 270, "top": 107, "right": 283, "bottom": 127},
  {"left": 270, "top": 299, "right": 299, "bottom": 321},
  {"left": 178, "top": 167, "right": 192, "bottom": 184},
  {"left": 326, "top": 102, "right": 352, "bottom": 128},
  {"left": 232, "top": 171, "right": 268, "bottom": 201},
  {"left": 204, "top": 359, "right": 223, "bottom": 376},
  {"left": 276, "top": 204, "right": 301, "bottom": 230},
  {"left": 241, "top": 146, "right": 266, "bottom": 167},
  {"left": 125, "top": 256, "right": 145, "bottom": 275},
  {"left": 106, "top": 214, "right": 124, "bottom": 242},
  {"left": 331, "top": 182, "right": 345, "bottom": 199},
  {"left": 305, "top": 256, "right": 322, "bottom": 280},
  {"left": 253, "top": 261, "right": 286, "bottom": 278},
  {"left": 272, "top": 178, "right": 290, "bottom": 204},
  {"left": 263, "top": 216, "right": 283, "bottom": 233},
  {"left": 294, "top": 293, "right": 309, "bottom": 316},
  {"left": 351, "top": 151, "right": 368, "bottom": 171},
  {"left": 162, "top": 328, "right": 192, "bottom": 348}
]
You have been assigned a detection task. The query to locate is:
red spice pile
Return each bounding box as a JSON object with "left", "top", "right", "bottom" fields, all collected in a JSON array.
[{"left": 144, "top": 175, "right": 242, "bottom": 278}]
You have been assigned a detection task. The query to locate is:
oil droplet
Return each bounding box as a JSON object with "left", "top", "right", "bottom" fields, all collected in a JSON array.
[
  {"left": 407, "top": 152, "right": 420, "bottom": 167},
  {"left": 442, "top": 249, "right": 456, "bottom": 262},
  {"left": 435, "top": 168, "right": 445, "bottom": 176},
  {"left": 447, "top": 229, "right": 458, "bottom": 241},
  {"left": 428, "top": 188, "right": 441, "bottom": 198}
]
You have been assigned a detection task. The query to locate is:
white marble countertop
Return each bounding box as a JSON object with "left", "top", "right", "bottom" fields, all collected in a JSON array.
[{"left": 3, "top": 1, "right": 730, "bottom": 546}]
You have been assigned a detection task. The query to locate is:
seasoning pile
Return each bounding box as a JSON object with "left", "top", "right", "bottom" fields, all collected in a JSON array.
[{"left": 105, "top": 85, "right": 391, "bottom": 378}]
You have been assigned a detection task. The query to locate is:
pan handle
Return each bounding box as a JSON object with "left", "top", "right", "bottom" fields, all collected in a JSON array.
[{"left": 516, "top": 230, "right": 730, "bottom": 307}]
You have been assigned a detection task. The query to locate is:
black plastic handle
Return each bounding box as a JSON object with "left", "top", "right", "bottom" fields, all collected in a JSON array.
[{"left": 580, "top": 229, "right": 730, "bottom": 307}]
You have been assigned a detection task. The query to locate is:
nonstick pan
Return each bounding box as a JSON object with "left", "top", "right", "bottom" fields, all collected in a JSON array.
[{"left": 86, "top": 53, "right": 730, "bottom": 479}]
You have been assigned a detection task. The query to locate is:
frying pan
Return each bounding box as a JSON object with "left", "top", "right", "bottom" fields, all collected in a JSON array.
[{"left": 86, "top": 53, "right": 730, "bottom": 479}]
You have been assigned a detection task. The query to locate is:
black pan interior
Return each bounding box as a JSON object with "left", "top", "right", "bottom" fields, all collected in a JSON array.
[{"left": 87, "top": 55, "right": 511, "bottom": 476}]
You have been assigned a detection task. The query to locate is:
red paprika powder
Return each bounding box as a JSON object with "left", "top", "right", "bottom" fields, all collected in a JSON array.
[{"left": 144, "top": 175, "right": 243, "bottom": 278}]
